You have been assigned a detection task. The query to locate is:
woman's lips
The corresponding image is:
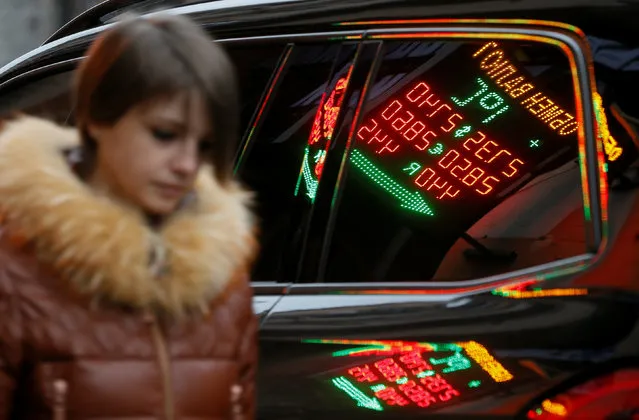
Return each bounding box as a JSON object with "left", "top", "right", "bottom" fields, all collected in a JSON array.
[{"left": 155, "top": 183, "right": 186, "bottom": 198}]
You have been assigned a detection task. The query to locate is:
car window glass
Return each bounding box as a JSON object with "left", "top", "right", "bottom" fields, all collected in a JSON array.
[
  {"left": 225, "top": 43, "right": 286, "bottom": 143},
  {"left": 237, "top": 42, "right": 358, "bottom": 282},
  {"left": 323, "top": 40, "right": 586, "bottom": 282},
  {"left": 0, "top": 71, "right": 74, "bottom": 124}
]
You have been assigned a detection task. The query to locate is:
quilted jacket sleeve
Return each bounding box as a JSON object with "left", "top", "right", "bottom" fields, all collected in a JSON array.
[
  {"left": 233, "top": 272, "right": 258, "bottom": 420},
  {"left": 0, "top": 264, "right": 22, "bottom": 420}
]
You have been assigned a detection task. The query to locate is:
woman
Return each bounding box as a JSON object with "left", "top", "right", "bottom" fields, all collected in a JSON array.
[{"left": 0, "top": 13, "right": 257, "bottom": 420}]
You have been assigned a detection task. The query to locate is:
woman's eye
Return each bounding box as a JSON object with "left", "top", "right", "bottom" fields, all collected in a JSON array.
[{"left": 152, "top": 129, "right": 177, "bottom": 142}]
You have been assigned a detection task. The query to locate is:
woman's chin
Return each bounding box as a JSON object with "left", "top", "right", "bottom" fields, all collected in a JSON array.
[{"left": 139, "top": 195, "right": 183, "bottom": 217}]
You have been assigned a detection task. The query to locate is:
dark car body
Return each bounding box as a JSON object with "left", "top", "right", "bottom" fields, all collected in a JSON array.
[{"left": 2, "top": 0, "right": 639, "bottom": 418}]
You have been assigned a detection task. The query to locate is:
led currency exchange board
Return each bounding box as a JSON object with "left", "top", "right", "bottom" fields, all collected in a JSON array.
[
  {"left": 305, "top": 339, "right": 521, "bottom": 412},
  {"left": 297, "top": 40, "right": 579, "bottom": 232}
]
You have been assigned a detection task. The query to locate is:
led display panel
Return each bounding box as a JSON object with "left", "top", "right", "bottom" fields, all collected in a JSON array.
[
  {"left": 351, "top": 40, "right": 579, "bottom": 228},
  {"left": 307, "top": 339, "right": 519, "bottom": 412}
]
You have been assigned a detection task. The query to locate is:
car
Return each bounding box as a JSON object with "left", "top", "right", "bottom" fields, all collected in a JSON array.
[{"left": 1, "top": 0, "right": 639, "bottom": 418}]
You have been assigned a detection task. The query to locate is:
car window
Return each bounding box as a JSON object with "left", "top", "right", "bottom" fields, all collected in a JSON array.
[
  {"left": 323, "top": 40, "right": 586, "bottom": 282},
  {"left": 0, "top": 71, "right": 74, "bottom": 124},
  {"left": 224, "top": 43, "right": 286, "bottom": 144},
  {"left": 237, "top": 42, "right": 358, "bottom": 282},
  {"left": 0, "top": 41, "right": 282, "bottom": 130}
]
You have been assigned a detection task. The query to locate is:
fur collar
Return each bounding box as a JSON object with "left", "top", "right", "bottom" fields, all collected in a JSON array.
[{"left": 0, "top": 116, "right": 256, "bottom": 315}]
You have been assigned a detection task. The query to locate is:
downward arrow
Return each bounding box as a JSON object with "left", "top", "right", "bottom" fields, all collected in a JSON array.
[
  {"left": 350, "top": 149, "right": 434, "bottom": 216},
  {"left": 332, "top": 376, "right": 384, "bottom": 411}
]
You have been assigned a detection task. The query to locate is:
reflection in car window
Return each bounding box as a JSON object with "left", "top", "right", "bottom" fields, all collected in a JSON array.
[
  {"left": 324, "top": 40, "right": 585, "bottom": 282},
  {"left": 225, "top": 44, "right": 285, "bottom": 143},
  {"left": 238, "top": 42, "right": 358, "bottom": 282}
]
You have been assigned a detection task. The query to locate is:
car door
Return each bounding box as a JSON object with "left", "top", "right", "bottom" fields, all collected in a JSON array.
[{"left": 253, "top": 21, "right": 630, "bottom": 419}]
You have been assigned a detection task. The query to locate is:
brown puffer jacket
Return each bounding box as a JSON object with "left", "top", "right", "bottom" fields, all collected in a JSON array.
[{"left": 0, "top": 117, "right": 258, "bottom": 419}]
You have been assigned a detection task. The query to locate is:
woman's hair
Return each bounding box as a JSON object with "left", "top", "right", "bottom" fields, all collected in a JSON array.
[{"left": 73, "top": 13, "right": 239, "bottom": 181}]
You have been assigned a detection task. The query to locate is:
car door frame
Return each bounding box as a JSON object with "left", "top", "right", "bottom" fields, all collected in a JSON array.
[{"left": 285, "top": 21, "right": 606, "bottom": 296}]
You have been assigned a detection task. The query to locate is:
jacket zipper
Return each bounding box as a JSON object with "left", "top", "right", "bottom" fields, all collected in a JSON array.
[
  {"left": 148, "top": 314, "right": 175, "bottom": 420},
  {"left": 52, "top": 379, "right": 68, "bottom": 420},
  {"left": 231, "top": 384, "right": 244, "bottom": 420}
]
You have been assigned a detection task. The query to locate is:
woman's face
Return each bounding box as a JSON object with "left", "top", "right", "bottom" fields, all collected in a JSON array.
[{"left": 88, "top": 92, "right": 212, "bottom": 216}]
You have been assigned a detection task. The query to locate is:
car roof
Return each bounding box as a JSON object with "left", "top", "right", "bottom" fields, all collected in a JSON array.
[
  {"left": 44, "top": 0, "right": 632, "bottom": 45},
  {"left": 1, "top": 0, "right": 637, "bottom": 88},
  {"left": 44, "top": 0, "right": 232, "bottom": 45}
]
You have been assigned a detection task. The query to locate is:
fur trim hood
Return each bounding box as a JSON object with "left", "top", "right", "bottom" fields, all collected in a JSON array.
[{"left": 0, "top": 116, "right": 256, "bottom": 315}]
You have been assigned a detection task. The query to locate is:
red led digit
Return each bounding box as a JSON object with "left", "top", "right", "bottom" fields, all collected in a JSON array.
[
  {"left": 419, "top": 93, "right": 440, "bottom": 109},
  {"left": 427, "top": 176, "right": 447, "bottom": 192},
  {"left": 438, "top": 389, "right": 460, "bottom": 402},
  {"left": 441, "top": 185, "right": 460, "bottom": 199},
  {"left": 399, "top": 351, "right": 432, "bottom": 371},
  {"left": 416, "top": 393, "right": 438, "bottom": 408},
  {"left": 406, "top": 82, "right": 430, "bottom": 103},
  {"left": 462, "top": 167, "right": 485, "bottom": 186},
  {"left": 420, "top": 374, "right": 452, "bottom": 393},
  {"left": 399, "top": 381, "right": 425, "bottom": 399},
  {"left": 347, "top": 365, "right": 379, "bottom": 383},
  {"left": 438, "top": 149, "right": 460, "bottom": 169},
  {"left": 398, "top": 381, "right": 438, "bottom": 407},
  {"left": 309, "top": 106, "right": 322, "bottom": 144},
  {"left": 476, "top": 175, "right": 499, "bottom": 195},
  {"left": 440, "top": 114, "right": 463, "bottom": 132},
  {"left": 337, "top": 76, "right": 349, "bottom": 90},
  {"left": 323, "top": 98, "right": 340, "bottom": 139},
  {"left": 375, "top": 387, "right": 410, "bottom": 406},
  {"left": 417, "top": 130, "right": 437, "bottom": 151},
  {"left": 398, "top": 381, "right": 417, "bottom": 397},
  {"left": 415, "top": 168, "right": 436, "bottom": 188},
  {"left": 502, "top": 158, "right": 524, "bottom": 177},
  {"left": 378, "top": 140, "right": 400, "bottom": 155},
  {"left": 486, "top": 148, "right": 512, "bottom": 164},
  {"left": 428, "top": 103, "right": 451, "bottom": 118},
  {"left": 365, "top": 122, "right": 398, "bottom": 155},
  {"left": 357, "top": 119, "right": 378, "bottom": 141},
  {"left": 450, "top": 158, "right": 472, "bottom": 178},
  {"left": 475, "top": 140, "right": 498, "bottom": 161},
  {"left": 403, "top": 121, "right": 426, "bottom": 141},
  {"left": 369, "top": 128, "right": 388, "bottom": 145},
  {"left": 392, "top": 109, "right": 415, "bottom": 131},
  {"left": 374, "top": 358, "right": 407, "bottom": 382},
  {"left": 463, "top": 132, "right": 486, "bottom": 151},
  {"left": 381, "top": 100, "right": 402, "bottom": 121}
]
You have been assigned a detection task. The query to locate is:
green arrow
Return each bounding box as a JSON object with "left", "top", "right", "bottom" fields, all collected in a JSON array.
[
  {"left": 332, "top": 376, "right": 384, "bottom": 411},
  {"left": 350, "top": 149, "right": 434, "bottom": 216}
]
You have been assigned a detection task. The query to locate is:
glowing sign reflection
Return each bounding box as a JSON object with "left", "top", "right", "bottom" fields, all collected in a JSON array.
[
  {"left": 356, "top": 79, "right": 525, "bottom": 201},
  {"left": 304, "top": 339, "right": 513, "bottom": 411},
  {"left": 472, "top": 41, "right": 578, "bottom": 136}
]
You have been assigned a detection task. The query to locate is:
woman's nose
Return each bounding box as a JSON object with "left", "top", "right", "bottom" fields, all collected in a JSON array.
[{"left": 172, "top": 140, "right": 199, "bottom": 176}]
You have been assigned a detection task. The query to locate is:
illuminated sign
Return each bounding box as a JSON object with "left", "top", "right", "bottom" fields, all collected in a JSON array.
[
  {"left": 295, "top": 71, "right": 352, "bottom": 202},
  {"left": 304, "top": 339, "right": 514, "bottom": 412},
  {"left": 357, "top": 80, "right": 525, "bottom": 201},
  {"left": 471, "top": 41, "right": 578, "bottom": 136},
  {"left": 348, "top": 40, "right": 578, "bottom": 230},
  {"left": 593, "top": 92, "right": 623, "bottom": 162},
  {"left": 457, "top": 341, "right": 513, "bottom": 382},
  {"left": 293, "top": 41, "right": 579, "bottom": 233}
]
